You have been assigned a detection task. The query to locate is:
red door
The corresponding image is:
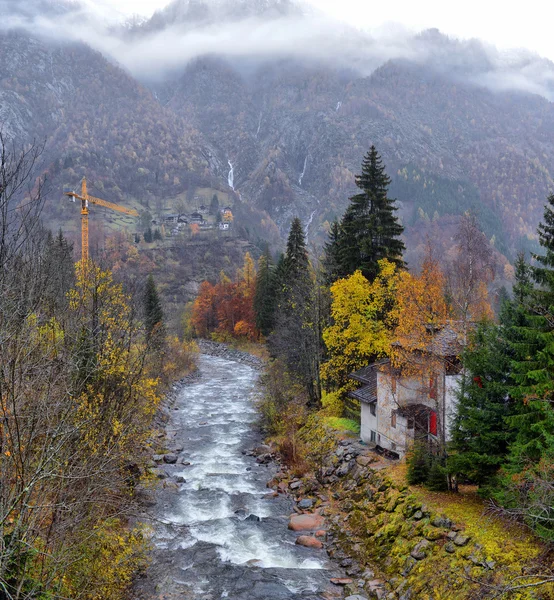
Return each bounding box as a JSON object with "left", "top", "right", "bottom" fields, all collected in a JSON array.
[{"left": 429, "top": 410, "right": 437, "bottom": 436}]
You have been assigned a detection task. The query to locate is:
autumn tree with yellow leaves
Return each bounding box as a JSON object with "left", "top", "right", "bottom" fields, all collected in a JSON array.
[
  {"left": 0, "top": 137, "right": 195, "bottom": 599},
  {"left": 321, "top": 259, "right": 400, "bottom": 415}
]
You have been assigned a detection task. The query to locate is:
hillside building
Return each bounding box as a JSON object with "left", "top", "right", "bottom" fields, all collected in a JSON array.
[{"left": 350, "top": 324, "right": 464, "bottom": 458}]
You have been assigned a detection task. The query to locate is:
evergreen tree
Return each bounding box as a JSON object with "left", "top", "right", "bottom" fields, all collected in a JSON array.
[
  {"left": 322, "top": 219, "right": 343, "bottom": 284},
  {"left": 508, "top": 198, "right": 554, "bottom": 464},
  {"left": 283, "top": 217, "right": 310, "bottom": 278},
  {"left": 254, "top": 247, "right": 276, "bottom": 337},
  {"left": 269, "top": 218, "right": 320, "bottom": 403},
  {"left": 334, "top": 146, "right": 405, "bottom": 282},
  {"left": 449, "top": 321, "right": 515, "bottom": 486},
  {"left": 134, "top": 233, "right": 140, "bottom": 244},
  {"left": 143, "top": 274, "right": 164, "bottom": 342},
  {"left": 144, "top": 227, "right": 153, "bottom": 243},
  {"left": 209, "top": 194, "right": 220, "bottom": 216},
  {"left": 153, "top": 228, "right": 163, "bottom": 241},
  {"left": 43, "top": 229, "right": 75, "bottom": 316}
]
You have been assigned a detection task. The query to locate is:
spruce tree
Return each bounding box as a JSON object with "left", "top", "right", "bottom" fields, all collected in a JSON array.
[
  {"left": 322, "top": 219, "right": 343, "bottom": 284},
  {"left": 144, "top": 227, "right": 153, "bottom": 243},
  {"left": 269, "top": 218, "right": 320, "bottom": 403},
  {"left": 283, "top": 217, "right": 310, "bottom": 279},
  {"left": 254, "top": 247, "right": 276, "bottom": 337},
  {"left": 209, "top": 194, "right": 220, "bottom": 216},
  {"left": 144, "top": 274, "right": 164, "bottom": 342},
  {"left": 336, "top": 146, "right": 405, "bottom": 282},
  {"left": 449, "top": 321, "right": 515, "bottom": 486},
  {"left": 508, "top": 198, "right": 554, "bottom": 463},
  {"left": 43, "top": 229, "right": 75, "bottom": 315}
]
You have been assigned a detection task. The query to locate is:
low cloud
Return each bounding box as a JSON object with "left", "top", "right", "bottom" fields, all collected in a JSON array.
[{"left": 1, "top": 0, "right": 553, "bottom": 100}]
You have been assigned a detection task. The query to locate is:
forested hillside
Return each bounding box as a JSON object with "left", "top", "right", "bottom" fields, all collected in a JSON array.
[{"left": 1, "top": 0, "right": 554, "bottom": 260}]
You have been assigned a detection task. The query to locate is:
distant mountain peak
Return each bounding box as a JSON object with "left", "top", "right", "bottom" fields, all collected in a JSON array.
[{"left": 142, "top": 0, "right": 304, "bottom": 32}]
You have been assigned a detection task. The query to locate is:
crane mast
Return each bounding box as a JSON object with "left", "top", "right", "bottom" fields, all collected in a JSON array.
[{"left": 64, "top": 177, "right": 139, "bottom": 263}]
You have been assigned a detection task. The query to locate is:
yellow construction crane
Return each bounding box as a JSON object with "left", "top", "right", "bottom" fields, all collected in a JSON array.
[{"left": 64, "top": 177, "right": 139, "bottom": 263}]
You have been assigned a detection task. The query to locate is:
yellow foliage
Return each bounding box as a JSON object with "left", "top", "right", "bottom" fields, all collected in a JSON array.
[
  {"left": 321, "top": 260, "right": 399, "bottom": 393},
  {"left": 63, "top": 519, "right": 149, "bottom": 600},
  {"left": 321, "top": 390, "right": 344, "bottom": 417}
]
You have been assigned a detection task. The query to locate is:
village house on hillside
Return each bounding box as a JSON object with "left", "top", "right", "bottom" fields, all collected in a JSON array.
[{"left": 350, "top": 324, "right": 465, "bottom": 458}]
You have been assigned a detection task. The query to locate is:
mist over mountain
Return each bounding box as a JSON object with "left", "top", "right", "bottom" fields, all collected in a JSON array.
[{"left": 1, "top": 0, "right": 554, "bottom": 259}]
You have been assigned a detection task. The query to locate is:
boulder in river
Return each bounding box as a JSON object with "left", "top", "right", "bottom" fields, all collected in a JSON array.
[
  {"left": 163, "top": 454, "right": 178, "bottom": 464},
  {"left": 330, "top": 578, "right": 354, "bottom": 586},
  {"left": 296, "top": 535, "right": 323, "bottom": 549},
  {"left": 288, "top": 514, "right": 325, "bottom": 531}
]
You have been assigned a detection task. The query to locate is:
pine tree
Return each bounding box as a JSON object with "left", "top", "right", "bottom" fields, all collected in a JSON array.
[
  {"left": 43, "top": 229, "right": 75, "bottom": 316},
  {"left": 144, "top": 227, "right": 153, "bottom": 243},
  {"left": 488, "top": 199, "right": 554, "bottom": 541},
  {"left": 143, "top": 274, "right": 164, "bottom": 342},
  {"left": 508, "top": 198, "right": 554, "bottom": 464},
  {"left": 209, "top": 194, "right": 220, "bottom": 216},
  {"left": 283, "top": 217, "right": 310, "bottom": 279},
  {"left": 254, "top": 247, "right": 276, "bottom": 337},
  {"left": 269, "top": 218, "right": 320, "bottom": 403},
  {"left": 337, "top": 146, "right": 405, "bottom": 282},
  {"left": 449, "top": 321, "right": 515, "bottom": 486},
  {"left": 322, "top": 219, "right": 343, "bottom": 284}
]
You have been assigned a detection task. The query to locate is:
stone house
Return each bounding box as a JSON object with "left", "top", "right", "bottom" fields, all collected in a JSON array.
[{"left": 350, "top": 324, "right": 464, "bottom": 458}]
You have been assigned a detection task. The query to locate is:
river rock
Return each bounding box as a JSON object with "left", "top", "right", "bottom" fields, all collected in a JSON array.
[
  {"left": 290, "top": 480, "right": 302, "bottom": 490},
  {"left": 330, "top": 578, "right": 353, "bottom": 586},
  {"left": 315, "top": 530, "right": 326, "bottom": 538},
  {"left": 288, "top": 514, "right": 325, "bottom": 531},
  {"left": 296, "top": 535, "right": 323, "bottom": 549},
  {"left": 298, "top": 498, "right": 314, "bottom": 510},
  {"left": 356, "top": 455, "right": 373, "bottom": 467},
  {"left": 174, "top": 475, "right": 186, "bottom": 483},
  {"left": 163, "top": 453, "right": 178, "bottom": 464},
  {"left": 245, "top": 514, "right": 261, "bottom": 522},
  {"left": 345, "top": 596, "right": 369, "bottom": 600},
  {"left": 254, "top": 444, "right": 271, "bottom": 455}
]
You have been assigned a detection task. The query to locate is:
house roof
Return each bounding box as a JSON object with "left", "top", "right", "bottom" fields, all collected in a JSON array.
[
  {"left": 350, "top": 360, "right": 389, "bottom": 384},
  {"left": 393, "top": 322, "right": 467, "bottom": 357},
  {"left": 348, "top": 383, "right": 377, "bottom": 404}
]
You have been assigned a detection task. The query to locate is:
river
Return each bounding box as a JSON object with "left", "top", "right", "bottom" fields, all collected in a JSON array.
[{"left": 135, "top": 354, "right": 345, "bottom": 600}]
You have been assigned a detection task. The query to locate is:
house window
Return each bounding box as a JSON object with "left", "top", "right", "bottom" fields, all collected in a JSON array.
[
  {"left": 370, "top": 430, "right": 377, "bottom": 443},
  {"left": 370, "top": 403, "right": 376, "bottom": 416},
  {"left": 391, "top": 410, "right": 397, "bottom": 428},
  {"left": 429, "top": 410, "right": 437, "bottom": 436},
  {"left": 429, "top": 374, "right": 438, "bottom": 400},
  {"left": 391, "top": 442, "right": 396, "bottom": 451}
]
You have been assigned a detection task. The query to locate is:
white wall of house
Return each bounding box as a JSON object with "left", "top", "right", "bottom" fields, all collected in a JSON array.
[
  {"left": 360, "top": 402, "right": 377, "bottom": 445},
  {"left": 359, "top": 369, "right": 461, "bottom": 457}
]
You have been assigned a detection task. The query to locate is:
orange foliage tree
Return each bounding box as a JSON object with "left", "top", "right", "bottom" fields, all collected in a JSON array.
[{"left": 190, "top": 253, "right": 258, "bottom": 340}]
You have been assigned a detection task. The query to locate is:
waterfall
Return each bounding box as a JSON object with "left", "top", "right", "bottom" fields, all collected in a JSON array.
[
  {"left": 227, "top": 161, "right": 234, "bottom": 190},
  {"left": 255, "top": 112, "right": 262, "bottom": 138},
  {"left": 305, "top": 209, "right": 317, "bottom": 237},
  {"left": 298, "top": 155, "right": 308, "bottom": 186},
  {"left": 336, "top": 101, "right": 342, "bottom": 111}
]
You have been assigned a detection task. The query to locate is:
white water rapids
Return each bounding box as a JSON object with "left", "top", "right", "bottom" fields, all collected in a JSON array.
[{"left": 137, "top": 355, "right": 342, "bottom": 599}]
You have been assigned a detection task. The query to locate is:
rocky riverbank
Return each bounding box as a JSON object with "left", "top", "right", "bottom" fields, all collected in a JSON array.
[
  {"left": 260, "top": 425, "right": 544, "bottom": 600},
  {"left": 197, "top": 339, "right": 264, "bottom": 370}
]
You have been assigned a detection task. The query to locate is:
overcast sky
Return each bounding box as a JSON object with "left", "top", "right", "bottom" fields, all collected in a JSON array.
[{"left": 98, "top": 0, "right": 554, "bottom": 61}]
